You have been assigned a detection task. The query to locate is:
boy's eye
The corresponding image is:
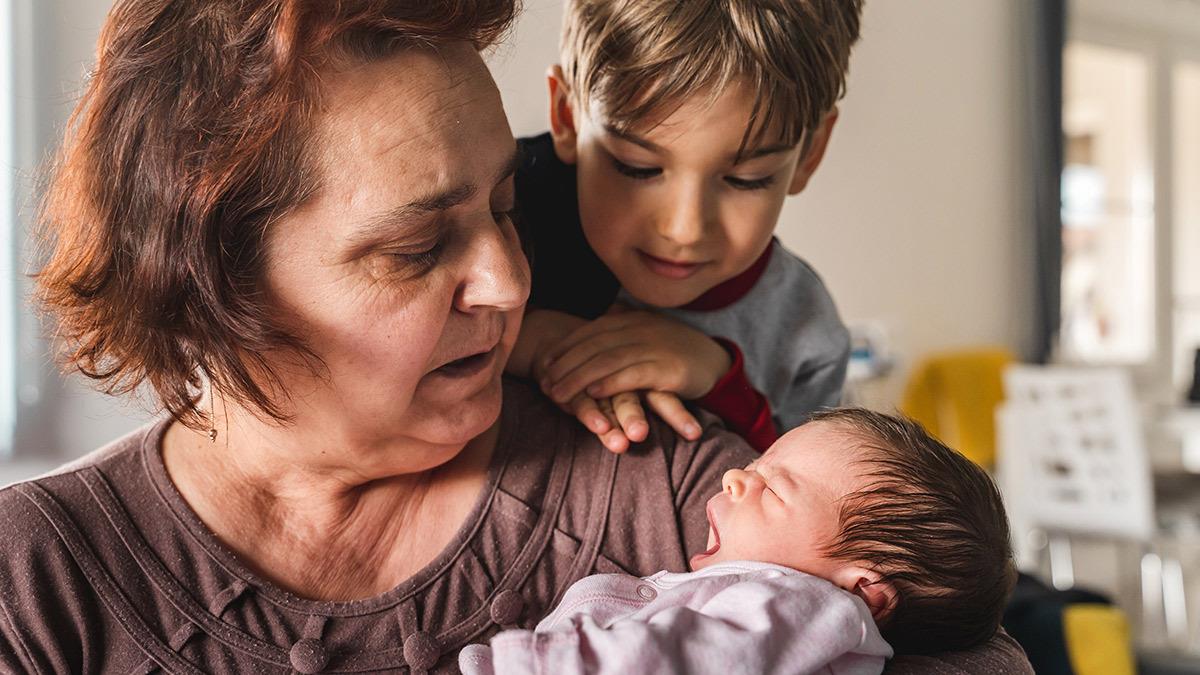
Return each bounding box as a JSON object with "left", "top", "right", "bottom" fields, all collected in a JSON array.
[
  {"left": 610, "top": 157, "right": 662, "bottom": 181},
  {"left": 725, "top": 175, "right": 777, "bottom": 191}
]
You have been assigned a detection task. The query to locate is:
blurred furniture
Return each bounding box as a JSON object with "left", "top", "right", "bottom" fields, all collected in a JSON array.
[
  {"left": 1004, "top": 574, "right": 1137, "bottom": 675},
  {"left": 899, "top": 347, "right": 1014, "bottom": 467},
  {"left": 996, "top": 366, "right": 1151, "bottom": 674},
  {"left": 900, "top": 353, "right": 1142, "bottom": 674},
  {"left": 998, "top": 366, "right": 1155, "bottom": 548}
]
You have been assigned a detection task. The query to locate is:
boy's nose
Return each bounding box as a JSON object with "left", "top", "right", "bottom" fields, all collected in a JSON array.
[{"left": 657, "top": 183, "right": 710, "bottom": 246}]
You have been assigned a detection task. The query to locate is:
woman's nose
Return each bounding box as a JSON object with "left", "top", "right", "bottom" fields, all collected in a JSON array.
[{"left": 457, "top": 217, "right": 531, "bottom": 312}]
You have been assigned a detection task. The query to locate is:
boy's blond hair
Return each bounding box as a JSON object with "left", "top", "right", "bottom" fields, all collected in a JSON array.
[{"left": 560, "top": 0, "right": 864, "bottom": 153}]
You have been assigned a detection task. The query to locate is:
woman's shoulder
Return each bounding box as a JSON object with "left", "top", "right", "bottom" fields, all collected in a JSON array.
[
  {"left": 500, "top": 377, "right": 756, "bottom": 576},
  {"left": 0, "top": 421, "right": 162, "bottom": 566},
  {"left": 0, "top": 428, "right": 160, "bottom": 670},
  {"left": 500, "top": 377, "right": 754, "bottom": 487}
]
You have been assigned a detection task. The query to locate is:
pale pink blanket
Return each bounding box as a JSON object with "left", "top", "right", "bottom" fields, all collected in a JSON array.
[{"left": 459, "top": 561, "right": 892, "bottom": 675}]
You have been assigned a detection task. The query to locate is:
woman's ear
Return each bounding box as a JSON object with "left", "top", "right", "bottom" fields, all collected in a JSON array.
[
  {"left": 787, "top": 107, "right": 840, "bottom": 195},
  {"left": 830, "top": 564, "right": 899, "bottom": 624},
  {"left": 547, "top": 65, "right": 579, "bottom": 165}
]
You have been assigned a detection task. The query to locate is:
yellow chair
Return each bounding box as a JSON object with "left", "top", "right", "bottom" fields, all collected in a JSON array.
[
  {"left": 899, "top": 347, "right": 1015, "bottom": 468},
  {"left": 1063, "top": 604, "right": 1137, "bottom": 675}
]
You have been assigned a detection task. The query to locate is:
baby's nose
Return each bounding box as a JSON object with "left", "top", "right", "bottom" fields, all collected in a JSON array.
[{"left": 721, "top": 469, "right": 750, "bottom": 499}]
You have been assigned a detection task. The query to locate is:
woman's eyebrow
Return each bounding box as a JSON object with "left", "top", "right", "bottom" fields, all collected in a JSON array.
[{"left": 348, "top": 146, "right": 521, "bottom": 251}]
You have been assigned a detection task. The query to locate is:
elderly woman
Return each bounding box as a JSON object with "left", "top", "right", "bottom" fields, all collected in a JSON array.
[{"left": 0, "top": 1, "right": 1031, "bottom": 673}]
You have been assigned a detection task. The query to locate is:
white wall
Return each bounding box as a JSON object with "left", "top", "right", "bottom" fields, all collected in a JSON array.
[
  {"left": 781, "top": 1, "right": 1033, "bottom": 402},
  {"left": 17, "top": 0, "right": 1034, "bottom": 464},
  {"left": 9, "top": 0, "right": 154, "bottom": 468}
]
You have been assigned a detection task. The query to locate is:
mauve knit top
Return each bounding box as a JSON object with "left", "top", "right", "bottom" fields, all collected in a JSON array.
[{"left": 0, "top": 379, "right": 1032, "bottom": 674}]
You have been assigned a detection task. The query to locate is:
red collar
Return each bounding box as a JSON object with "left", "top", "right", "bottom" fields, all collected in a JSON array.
[{"left": 681, "top": 242, "right": 774, "bottom": 312}]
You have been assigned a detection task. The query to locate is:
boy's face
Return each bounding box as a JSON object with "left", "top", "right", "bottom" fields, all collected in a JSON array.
[
  {"left": 549, "top": 74, "right": 837, "bottom": 308},
  {"left": 690, "top": 421, "right": 865, "bottom": 577}
]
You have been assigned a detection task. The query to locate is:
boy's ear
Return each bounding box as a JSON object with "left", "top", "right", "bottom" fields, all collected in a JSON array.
[
  {"left": 787, "top": 107, "right": 840, "bottom": 195},
  {"left": 547, "top": 65, "right": 580, "bottom": 165},
  {"left": 831, "top": 563, "right": 899, "bottom": 624}
]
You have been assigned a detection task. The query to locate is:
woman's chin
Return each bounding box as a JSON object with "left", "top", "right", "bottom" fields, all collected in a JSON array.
[{"left": 408, "top": 376, "right": 504, "bottom": 446}]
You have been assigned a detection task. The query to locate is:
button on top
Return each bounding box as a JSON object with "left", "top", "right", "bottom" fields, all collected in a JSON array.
[
  {"left": 289, "top": 638, "right": 329, "bottom": 674},
  {"left": 490, "top": 589, "right": 525, "bottom": 626},
  {"left": 403, "top": 631, "right": 440, "bottom": 671},
  {"left": 636, "top": 584, "right": 658, "bottom": 601}
]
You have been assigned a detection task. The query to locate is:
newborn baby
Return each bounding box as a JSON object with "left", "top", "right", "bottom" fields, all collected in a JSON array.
[{"left": 460, "top": 408, "right": 1015, "bottom": 675}]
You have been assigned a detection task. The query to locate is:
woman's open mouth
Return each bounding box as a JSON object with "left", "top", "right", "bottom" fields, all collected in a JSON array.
[{"left": 432, "top": 346, "right": 497, "bottom": 379}]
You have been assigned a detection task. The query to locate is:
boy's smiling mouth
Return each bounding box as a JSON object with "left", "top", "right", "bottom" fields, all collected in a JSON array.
[{"left": 636, "top": 249, "right": 709, "bottom": 280}]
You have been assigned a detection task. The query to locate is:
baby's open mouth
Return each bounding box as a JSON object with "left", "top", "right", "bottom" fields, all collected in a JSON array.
[{"left": 689, "top": 500, "right": 722, "bottom": 568}]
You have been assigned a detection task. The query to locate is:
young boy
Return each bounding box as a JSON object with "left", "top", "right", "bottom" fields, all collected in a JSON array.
[
  {"left": 460, "top": 409, "right": 1017, "bottom": 674},
  {"left": 507, "top": 0, "right": 864, "bottom": 452}
]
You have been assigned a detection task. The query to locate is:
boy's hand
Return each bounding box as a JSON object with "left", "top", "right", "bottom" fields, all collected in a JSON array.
[
  {"left": 537, "top": 309, "right": 730, "bottom": 432},
  {"left": 566, "top": 389, "right": 703, "bottom": 452},
  {"left": 509, "top": 309, "right": 647, "bottom": 450},
  {"left": 506, "top": 309, "right": 588, "bottom": 379}
]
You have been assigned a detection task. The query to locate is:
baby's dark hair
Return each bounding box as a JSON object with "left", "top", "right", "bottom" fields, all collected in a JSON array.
[{"left": 809, "top": 408, "right": 1017, "bottom": 655}]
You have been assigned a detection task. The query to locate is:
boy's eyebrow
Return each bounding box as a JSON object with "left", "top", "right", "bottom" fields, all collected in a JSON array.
[
  {"left": 603, "top": 124, "right": 661, "bottom": 152},
  {"left": 603, "top": 123, "right": 795, "bottom": 163},
  {"left": 734, "top": 142, "right": 796, "bottom": 163}
]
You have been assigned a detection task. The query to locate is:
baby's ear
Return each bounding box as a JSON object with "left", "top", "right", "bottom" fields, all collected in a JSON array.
[
  {"left": 830, "top": 564, "right": 899, "bottom": 624},
  {"left": 547, "top": 65, "right": 579, "bottom": 165}
]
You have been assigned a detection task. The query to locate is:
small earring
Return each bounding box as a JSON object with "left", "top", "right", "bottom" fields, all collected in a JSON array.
[{"left": 207, "top": 378, "right": 218, "bottom": 443}]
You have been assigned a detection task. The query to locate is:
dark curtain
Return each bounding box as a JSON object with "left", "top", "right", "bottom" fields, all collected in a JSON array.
[{"left": 1026, "top": 0, "right": 1066, "bottom": 364}]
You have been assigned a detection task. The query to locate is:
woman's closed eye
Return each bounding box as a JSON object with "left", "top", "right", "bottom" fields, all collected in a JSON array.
[
  {"left": 492, "top": 207, "right": 520, "bottom": 228},
  {"left": 388, "top": 239, "right": 445, "bottom": 270}
]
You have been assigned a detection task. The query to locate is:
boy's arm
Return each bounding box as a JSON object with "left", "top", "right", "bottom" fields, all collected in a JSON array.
[
  {"left": 506, "top": 308, "right": 586, "bottom": 379},
  {"left": 694, "top": 339, "right": 778, "bottom": 452},
  {"left": 513, "top": 308, "right": 697, "bottom": 453},
  {"left": 539, "top": 310, "right": 785, "bottom": 450}
]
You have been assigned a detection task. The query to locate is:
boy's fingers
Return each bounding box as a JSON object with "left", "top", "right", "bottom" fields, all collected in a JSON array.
[
  {"left": 567, "top": 394, "right": 611, "bottom": 435},
  {"left": 542, "top": 333, "right": 640, "bottom": 388},
  {"left": 645, "top": 391, "right": 702, "bottom": 441},
  {"left": 611, "top": 391, "right": 648, "bottom": 443},
  {"left": 543, "top": 313, "right": 641, "bottom": 367},
  {"left": 546, "top": 348, "right": 653, "bottom": 404},
  {"left": 596, "top": 397, "right": 630, "bottom": 453},
  {"left": 599, "top": 428, "right": 630, "bottom": 453},
  {"left": 584, "top": 362, "right": 680, "bottom": 400}
]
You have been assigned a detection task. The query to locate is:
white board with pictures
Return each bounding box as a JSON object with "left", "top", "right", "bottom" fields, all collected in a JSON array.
[{"left": 996, "top": 365, "right": 1155, "bottom": 541}]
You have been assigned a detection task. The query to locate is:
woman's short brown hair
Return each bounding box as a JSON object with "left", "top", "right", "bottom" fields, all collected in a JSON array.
[
  {"left": 36, "top": 0, "right": 518, "bottom": 429},
  {"left": 560, "top": 0, "right": 863, "bottom": 153}
]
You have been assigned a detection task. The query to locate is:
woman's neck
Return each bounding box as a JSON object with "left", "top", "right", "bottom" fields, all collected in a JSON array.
[{"left": 161, "top": 408, "right": 499, "bottom": 601}]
